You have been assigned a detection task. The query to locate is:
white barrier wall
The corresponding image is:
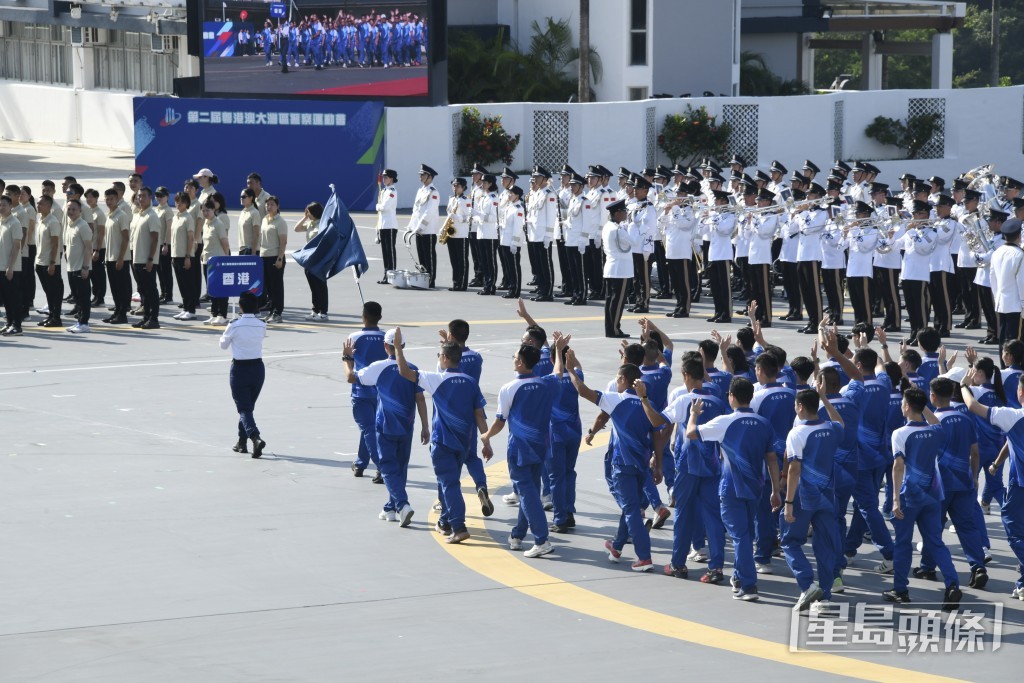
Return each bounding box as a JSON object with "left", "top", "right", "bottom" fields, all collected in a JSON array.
[
  {"left": 0, "top": 82, "right": 135, "bottom": 151},
  {"left": 386, "top": 85, "right": 1024, "bottom": 208}
]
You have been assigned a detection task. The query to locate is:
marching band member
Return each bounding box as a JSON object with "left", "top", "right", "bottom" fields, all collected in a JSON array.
[
  {"left": 705, "top": 189, "right": 736, "bottom": 323},
  {"left": 472, "top": 174, "right": 500, "bottom": 296},
  {"left": 467, "top": 163, "right": 487, "bottom": 288},
  {"left": 601, "top": 199, "right": 638, "bottom": 338},
  {"left": 663, "top": 185, "right": 699, "bottom": 318},
  {"left": 820, "top": 202, "right": 848, "bottom": 326},
  {"left": 498, "top": 185, "right": 526, "bottom": 300},
  {"left": 747, "top": 188, "right": 779, "bottom": 327},
  {"left": 930, "top": 194, "right": 960, "bottom": 336},
  {"left": 444, "top": 177, "right": 472, "bottom": 292},
  {"left": 555, "top": 165, "right": 576, "bottom": 299},
  {"left": 562, "top": 173, "right": 589, "bottom": 306},
  {"left": 525, "top": 166, "right": 557, "bottom": 302},
  {"left": 794, "top": 183, "right": 828, "bottom": 332},
  {"left": 872, "top": 184, "right": 904, "bottom": 332},
  {"left": 582, "top": 166, "right": 606, "bottom": 301},
  {"left": 974, "top": 208, "right": 1009, "bottom": 344},
  {"left": 408, "top": 164, "right": 439, "bottom": 289},
  {"left": 845, "top": 201, "right": 880, "bottom": 330},
  {"left": 900, "top": 201, "right": 940, "bottom": 345},
  {"left": 375, "top": 168, "right": 398, "bottom": 283},
  {"left": 627, "top": 175, "right": 656, "bottom": 314}
]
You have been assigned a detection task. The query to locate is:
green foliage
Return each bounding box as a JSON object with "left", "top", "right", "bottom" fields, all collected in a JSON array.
[
  {"left": 448, "top": 18, "right": 602, "bottom": 104},
  {"left": 864, "top": 113, "right": 942, "bottom": 159},
  {"left": 454, "top": 107, "right": 521, "bottom": 172},
  {"left": 657, "top": 107, "right": 732, "bottom": 166},
  {"left": 739, "top": 52, "right": 811, "bottom": 96}
]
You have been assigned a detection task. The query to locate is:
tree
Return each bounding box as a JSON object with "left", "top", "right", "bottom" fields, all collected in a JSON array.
[{"left": 739, "top": 52, "right": 811, "bottom": 95}]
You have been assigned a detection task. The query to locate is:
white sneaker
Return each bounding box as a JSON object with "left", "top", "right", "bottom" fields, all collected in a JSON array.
[
  {"left": 948, "top": 524, "right": 956, "bottom": 533},
  {"left": 398, "top": 505, "right": 414, "bottom": 528},
  {"left": 832, "top": 574, "right": 845, "bottom": 594},
  {"left": 172, "top": 312, "right": 185, "bottom": 320},
  {"left": 877, "top": 558, "right": 894, "bottom": 574},
  {"left": 524, "top": 541, "right": 554, "bottom": 558},
  {"left": 794, "top": 582, "right": 823, "bottom": 612},
  {"left": 305, "top": 311, "right": 319, "bottom": 321},
  {"left": 1011, "top": 586, "right": 1024, "bottom": 601},
  {"left": 203, "top": 316, "right": 216, "bottom": 325},
  {"left": 213, "top": 316, "right": 228, "bottom": 325},
  {"left": 755, "top": 562, "right": 773, "bottom": 574},
  {"left": 542, "top": 494, "right": 553, "bottom": 511},
  {"left": 318, "top": 313, "right": 328, "bottom": 320},
  {"left": 809, "top": 600, "right": 837, "bottom": 618},
  {"left": 916, "top": 541, "right": 924, "bottom": 552},
  {"left": 180, "top": 312, "right": 197, "bottom": 320},
  {"left": 508, "top": 536, "right": 523, "bottom": 551},
  {"left": 503, "top": 492, "right": 520, "bottom": 506},
  {"left": 36, "top": 306, "right": 49, "bottom": 315},
  {"left": 687, "top": 548, "right": 709, "bottom": 563},
  {"left": 378, "top": 510, "right": 397, "bottom": 522},
  {"left": 66, "top": 323, "right": 89, "bottom": 333}
]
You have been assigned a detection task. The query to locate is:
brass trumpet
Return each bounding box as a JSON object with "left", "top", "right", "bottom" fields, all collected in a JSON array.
[{"left": 438, "top": 215, "right": 457, "bottom": 245}]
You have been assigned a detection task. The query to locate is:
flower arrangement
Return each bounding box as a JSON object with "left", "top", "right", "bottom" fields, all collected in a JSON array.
[
  {"left": 455, "top": 107, "right": 521, "bottom": 171},
  {"left": 657, "top": 106, "right": 732, "bottom": 166}
]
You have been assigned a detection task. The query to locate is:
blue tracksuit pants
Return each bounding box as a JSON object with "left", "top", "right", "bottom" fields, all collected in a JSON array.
[
  {"left": 510, "top": 460, "right": 548, "bottom": 544},
  {"left": 611, "top": 462, "right": 651, "bottom": 561},
  {"left": 433, "top": 442, "right": 469, "bottom": 532},
  {"left": 892, "top": 494, "right": 958, "bottom": 593},
  {"left": 721, "top": 490, "right": 760, "bottom": 591},
  {"left": 919, "top": 489, "right": 987, "bottom": 572},
  {"left": 671, "top": 468, "right": 724, "bottom": 569},
  {"left": 780, "top": 492, "right": 840, "bottom": 599},
  {"left": 377, "top": 432, "right": 412, "bottom": 512},
  {"left": 351, "top": 396, "right": 379, "bottom": 469},
  {"left": 550, "top": 439, "right": 580, "bottom": 525}
]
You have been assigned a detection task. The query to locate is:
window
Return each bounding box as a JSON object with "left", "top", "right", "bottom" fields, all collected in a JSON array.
[
  {"left": 628, "top": 87, "right": 648, "bottom": 101},
  {"left": 629, "top": 0, "right": 647, "bottom": 66},
  {"left": 0, "top": 22, "right": 72, "bottom": 86},
  {"left": 93, "top": 31, "right": 176, "bottom": 94}
]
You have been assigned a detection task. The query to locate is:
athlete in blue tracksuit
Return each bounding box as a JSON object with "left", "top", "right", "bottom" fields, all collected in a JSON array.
[
  {"left": 963, "top": 376, "right": 1024, "bottom": 598},
  {"left": 346, "top": 303, "right": 387, "bottom": 477},
  {"left": 311, "top": 19, "right": 325, "bottom": 69},
  {"left": 482, "top": 344, "right": 558, "bottom": 557},
  {"left": 346, "top": 329, "right": 426, "bottom": 526},
  {"left": 301, "top": 24, "right": 311, "bottom": 65},
  {"left": 550, "top": 334, "right": 583, "bottom": 532},
  {"left": 1001, "top": 340, "right": 1023, "bottom": 408},
  {"left": 917, "top": 377, "right": 988, "bottom": 588},
  {"left": 967, "top": 354, "right": 1008, "bottom": 510},
  {"left": 782, "top": 387, "right": 844, "bottom": 612},
  {"left": 570, "top": 357, "right": 664, "bottom": 571},
  {"left": 750, "top": 352, "right": 795, "bottom": 573},
  {"left": 691, "top": 377, "right": 781, "bottom": 601},
  {"left": 639, "top": 340, "right": 673, "bottom": 527},
  {"left": 262, "top": 23, "right": 274, "bottom": 65},
  {"left": 378, "top": 19, "right": 391, "bottom": 67},
  {"left": 394, "top": 330, "right": 488, "bottom": 544},
  {"left": 885, "top": 387, "right": 962, "bottom": 609},
  {"left": 639, "top": 355, "right": 728, "bottom": 582}
]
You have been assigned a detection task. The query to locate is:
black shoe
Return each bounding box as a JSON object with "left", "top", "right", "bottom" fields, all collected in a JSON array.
[
  {"left": 68, "top": 308, "right": 80, "bottom": 316},
  {"left": 735, "top": 309, "right": 749, "bottom": 317},
  {"left": 629, "top": 306, "right": 649, "bottom": 314},
  {"left": 501, "top": 292, "right": 518, "bottom": 299},
  {"left": 376, "top": 278, "right": 389, "bottom": 285},
  {"left": 883, "top": 324, "right": 900, "bottom": 332},
  {"left": 101, "top": 316, "right": 115, "bottom": 324},
  {"left": 42, "top": 318, "right": 63, "bottom": 328},
  {"left": 882, "top": 589, "right": 911, "bottom": 604},
  {"left": 199, "top": 294, "right": 212, "bottom": 303},
  {"left": 655, "top": 292, "right": 674, "bottom": 300},
  {"left": 549, "top": 522, "right": 570, "bottom": 533},
  {"left": 2, "top": 327, "right": 22, "bottom": 336},
  {"left": 952, "top": 306, "right": 966, "bottom": 315},
  {"left": 954, "top": 321, "right": 968, "bottom": 328},
  {"left": 964, "top": 323, "right": 981, "bottom": 330},
  {"left": 531, "top": 295, "right": 554, "bottom": 302},
  {"left": 107, "top": 315, "right": 128, "bottom": 325},
  {"left": 937, "top": 328, "right": 951, "bottom": 338},
  {"left": 251, "top": 437, "right": 266, "bottom": 458},
  {"left": 132, "top": 320, "right": 145, "bottom": 328},
  {"left": 570, "top": 298, "right": 587, "bottom": 306},
  {"left": 706, "top": 315, "right": 721, "bottom": 323},
  {"left": 969, "top": 567, "right": 988, "bottom": 590},
  {"left": 526, "top": 279, "right": 537, "bottom": 286},
  {"left": 232, "top": 438, "right": 248, "bottom": 453},
  {"left": 942, "top": 586, "right": 962, "bottom": 612},
  {"left": 477, "top": 487, "right": 494, "bottom": 517},
  {"left": 468, "top": 278, "right": 482, "bottom": 287},
  {"left": 141, "top": 320, "right": 160, "bottom": 329},
  {"left": 565, "top": 514, "right": 576, "bottom": 528},
  {"left": 351, "top": 463, "right": 365, "bottom": 477},
  {"left": 371, "top": 471, "right": 384, "bottom": 484},
  {"left": 665, "top": 564, "right": 689, "bottom": 579},
  {"left": 606, "top": 332, "right": 630, "bottom": 339},
  {"left": 912, "top": 566, "right": 938, "bottom": 580},
  {"left": 981, "top": 336, "right": 999, "bottom": 345}
]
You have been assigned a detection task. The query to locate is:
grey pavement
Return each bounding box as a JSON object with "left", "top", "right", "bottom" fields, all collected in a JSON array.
[{"left": 1, "top": 142, "right": 1021, "bottom": 682}]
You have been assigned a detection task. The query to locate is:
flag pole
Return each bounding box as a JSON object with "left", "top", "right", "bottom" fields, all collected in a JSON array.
[{"left": 352, "top": 266, "right": 365, "bottom": 305}]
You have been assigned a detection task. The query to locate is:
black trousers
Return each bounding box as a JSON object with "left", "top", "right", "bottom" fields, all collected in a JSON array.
[
  {"left": 476, "top": 238, "right": 498, "bottom": 293},
  {"left": 468, "top": 231, "right": 483, "bottom": 280},
  {"left": 998, "top": 311, "right": 1023, "bottom": 345},
  {"left": 193, "top": 242, "right": 205, "bottom": 299},
  {"left": 21, "top": 246, "right": 36, "bottom": 315},
  {"left": 231, "top": 359, "right": 265, "bottom": 440},
  {"left": 0, "top": 271, "right": 23, "bottom": 329},
  {"left": 380, "top": 229, "right": 397, "bottom": 273},
  {"left": 158, "top": 246, "right": 173, "bottom": 299},
  {"left": 35, "top": 264, "right": 63, "bottom": 320},
  {"left": 498, "top": 245, "right": 521, "bottom": 297},
  {"left": 667, "top": 258, "right": 692, "bottom": 315},
  {"left": 734, "top": 255, "right": 749, "bottom": 299},
  {"left": 202, "top": 264, "right": 229, "bottom": 317},
  {"left": 781, "top": 261, "right": 801, "bottom": 316},
  {"left": 527, "top": 241, "right": 554, "bottom": 298},
  {"left": 556, "top": 239, "right": 572, "bottom": 295},
  {"left": 89, "top": 248, "right": 107, "bottom": 302},
  {"left": 949, "top": 255, "right": 962, "bottom": 311},
  {"left": 903, "top": 278, "right": 928, "bottom": 337},
  {"left": 446, "top": 237, "right": 469, "bottom": 290},
  {"left": 979, "top": 285, "right": 997, "bottom": 337},
  {"left": 929, "top": 270, "right": 952, "bottom": 332},
  {"left": 821, "top": 267, "right": 845, "bottom": 324},
  {"left": 414, "top": 233, "right": 436, "bottom": 287},
  {"left": 749, "top": 262, "right": 772, "bottom": 323},
  {"left": 106, "top": 260, "right": 132, "bottom": 316},
  {"left": 604, "top": 277, "right": 628, "bottom": 336},
  {"left": 171, "top": 257, "right": 196, "bottom": 314},
  {"left": 798, "top": 260, "right": 823, "bottom": 326},
  {"left": 848, "top": 275, "right": 873, "bottom": 328},
  {"left": 585, "top": 241, "right": 604, "bottom": 297},
  {"left": 959, "top": 266, "right": 980, "bottom": 326},
  {"left": 305, "top": 269, "right": 329, "bottom": 314},
  {"left": 651, "top": 241, "right": 668, "bottom": 295},
  {"left": 876, "top": 267, "right": 901, "bottom": 329},
  {"left": 133, "top": 263, "right": 159, "bottom": 321},
  {"left": 70, "top": 270, "right": 91, "bottom": 324},
  {"left": 631, "top": 253, "right": 651, "bottom": 309},
  {"left": 564, "top": 244, "right": 585, "bottom": 302},
  {"left": 708, "top": 260, "right": 731, "bottom": 318},
  {"left": 262, "top": 257, "right": 285, "bottom": 315}
]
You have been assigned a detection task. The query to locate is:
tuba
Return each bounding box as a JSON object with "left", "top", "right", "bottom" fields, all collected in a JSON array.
[
  {"left": 438, "top": 215, "right": 456, "bottom": 245},
  {"left": 962, "top": 213, "right": 993, "bottom": 267}
]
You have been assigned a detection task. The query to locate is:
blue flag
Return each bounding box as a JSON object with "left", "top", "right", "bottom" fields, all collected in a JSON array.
[{"left": 292, "top": 184, "right": 369, "bottom": 281}]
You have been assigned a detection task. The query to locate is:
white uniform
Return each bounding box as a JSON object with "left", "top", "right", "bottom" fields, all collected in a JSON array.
[
  {"left": 601, "top": 220, "right": 640, "bottom": 279},
  {"left": 796, "top": 207, "right": 827, "bottom": 262},
  {"left": 929, "top": 217, "right": 957, "bottom": 274},
  {"left": 472, "top": 191, "right": 499, "bottom": 240},
  {"left": 500, "top": 202, "right": 526, "bottom": 251},
  {"left": 629, "top": 200, "right": 656, "bottom": 256},
  {"left": 899, "top": 226, "right": 938, "bottom": 282},
  {"left": 375, "top": 184, "right": 398, "bottom": 230},
  {"left": 408, "top": 184, "right": 439, "bottom": 235},
  {"left": 664, "top": 204, "right": 698, "bottom": 260},
  {"left": 526, "top": 187, "right": 557, "bottom": 244},
  {"left": 748, "top": 213, "right": 778, "bottom": 266},
  {"left": 820, "top": 222, "right": 847, "bottom": 270},
  {"left": 846, "top": 226, "right": 879, "bottom": 278},
  {"left": 445, "top": 194, "right": 472, "bottom": 239},
  {"left": 564, "top": 192, "right": 588, "bottom": 251},
  {"left": 706, "top": 210, "right": 736, "bottom": 262},
  {"left": 989, "top": 242, "right": 1024, "bottom": 314}
]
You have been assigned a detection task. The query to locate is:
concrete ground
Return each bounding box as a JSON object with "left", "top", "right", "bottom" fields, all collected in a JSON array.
[{"left": 1, "top": 142, "right": 1020, "bottom": 682}]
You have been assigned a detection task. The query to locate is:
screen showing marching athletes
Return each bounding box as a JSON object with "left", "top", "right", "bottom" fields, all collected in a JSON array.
[{"left": 201, "top": 0, "right": 430, "bottom": 98}]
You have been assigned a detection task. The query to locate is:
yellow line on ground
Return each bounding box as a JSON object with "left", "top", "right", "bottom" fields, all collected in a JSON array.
[{"left": 428, "top": 434, "right": 965, "bottom": 683}]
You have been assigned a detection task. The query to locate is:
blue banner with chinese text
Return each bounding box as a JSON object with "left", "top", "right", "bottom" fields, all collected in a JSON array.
[
  {"left": 133, "top": 97, "right": 385, "bottom": 211},
  {"left": 207, "top": 255, "right": 265, "bottom": 297}
]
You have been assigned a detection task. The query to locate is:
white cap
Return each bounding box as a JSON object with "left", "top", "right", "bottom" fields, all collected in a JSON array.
[
  {"left": 941, "top": 366, "right": 967, "bottom": 383},
  {"left": 383, "top": 328, "right": 403, "bottom": 347},
  {"left": 193, "top": 168, "right": 215, "bottom": 179}
]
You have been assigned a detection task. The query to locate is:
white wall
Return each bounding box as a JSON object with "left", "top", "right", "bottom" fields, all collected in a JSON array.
[
  {"left": 0, "top": 82, "right": 135, "bottom": 151},
  {"left": 386, "top": 85, "right": 1024, "bottom": 208}
]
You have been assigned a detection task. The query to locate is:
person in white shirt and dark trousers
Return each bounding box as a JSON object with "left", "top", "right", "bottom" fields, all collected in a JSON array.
[
  {"left": 989, "top": 217, "right": 1024, "bottom": 344},
  {"left": 220, "top": 291, "right": 268, "bottom": 458}
]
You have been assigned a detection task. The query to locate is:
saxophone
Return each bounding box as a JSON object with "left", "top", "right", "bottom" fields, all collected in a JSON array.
[{"left": 438, "top": 214, "right": 456, "bottom": 245}]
